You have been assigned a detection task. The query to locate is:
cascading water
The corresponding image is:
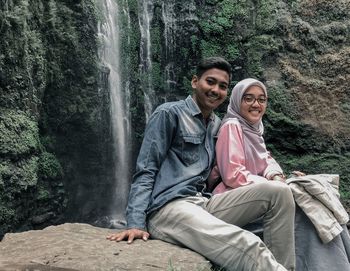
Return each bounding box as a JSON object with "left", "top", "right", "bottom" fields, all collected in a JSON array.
[
  {"left": 162, "top": 1, "right": 198, "bottom": 93},
  {"left": 121, "top": 0, "right": 132, "bottom": 136},
  {"left": 138, "top": 0, "right": 154, "bottom": 121},
  {"left": 162, "top": 1, "right": 177, "bottom": 92},
  {"left": 97, "top": 0, "right": 131, "bottom": 228},
  {"left": 93, "top": 0, "right": 198, "bottom": 228}
]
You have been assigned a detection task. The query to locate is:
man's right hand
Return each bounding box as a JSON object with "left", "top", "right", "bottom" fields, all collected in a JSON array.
[{"left": 106, "top": 228, "right": 150, "bottom": 244}]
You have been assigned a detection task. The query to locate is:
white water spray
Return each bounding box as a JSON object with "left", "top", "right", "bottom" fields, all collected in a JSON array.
[
  {"left": 162, "top": 1, "right": 197, "bottom": 92},
  {"left": 97, "top": 0, "right": 131, "bottom": 227},
  {"left": 138, "top": 0, "right": 154, "bottom": 122}
]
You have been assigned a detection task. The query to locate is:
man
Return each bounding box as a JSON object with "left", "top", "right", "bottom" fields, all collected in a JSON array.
[{"left": 108, "top": 57, "right": 294, "bottom": 271}]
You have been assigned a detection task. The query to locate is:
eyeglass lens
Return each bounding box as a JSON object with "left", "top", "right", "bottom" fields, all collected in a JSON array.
[{"left": 243, "top": 94, "right": 267, "bottom": 105}]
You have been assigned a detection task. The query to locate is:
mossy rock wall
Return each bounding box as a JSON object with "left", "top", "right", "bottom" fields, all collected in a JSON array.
[
  {"left": 1, "top": 0, "right": 350, "bottom": 236},
  {"left": 0, "top": 0, "right": 113, "bottom": 237},
  {"left": 144, "top": 0, "right": 350, "bottom": 198}
]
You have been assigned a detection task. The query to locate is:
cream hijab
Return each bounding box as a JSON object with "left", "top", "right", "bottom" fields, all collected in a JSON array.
[{"left": 221, "top": 78, "right": 269, "bottom": 174}]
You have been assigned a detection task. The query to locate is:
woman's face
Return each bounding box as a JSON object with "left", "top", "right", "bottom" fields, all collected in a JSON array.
[{"left": 240, "top": 85, "right": 267, "bottom": 124}]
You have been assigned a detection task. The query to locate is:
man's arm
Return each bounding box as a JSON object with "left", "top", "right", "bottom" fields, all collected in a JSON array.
[{"left": 107, "top": 107, "right": 176, "bottom": 243}]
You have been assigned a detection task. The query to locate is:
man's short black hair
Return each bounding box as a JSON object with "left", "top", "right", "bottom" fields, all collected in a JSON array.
[{"left": 196, "top": 57, "right": 232, "bottom": 81}]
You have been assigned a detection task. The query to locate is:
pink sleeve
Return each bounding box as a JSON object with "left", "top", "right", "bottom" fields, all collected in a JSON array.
[
  {"left": 263, "top": 152, "right": 283, "bottom": 179},
  {"left": 215, "top": 121, "right": 253, "bottom": 190}
]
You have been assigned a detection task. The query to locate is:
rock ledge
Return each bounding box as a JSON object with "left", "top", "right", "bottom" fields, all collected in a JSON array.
[{"left": 0, "top": 223, "right": 211, "bottom": 271}]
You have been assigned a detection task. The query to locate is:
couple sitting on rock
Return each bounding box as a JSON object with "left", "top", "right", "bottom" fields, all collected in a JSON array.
[{"left": 107, "top": 57, "right": 350, "bottom": 271}]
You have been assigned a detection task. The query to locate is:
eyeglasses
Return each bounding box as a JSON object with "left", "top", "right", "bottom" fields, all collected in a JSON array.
[{"left": 242, "top": 94, "right": 267, "bottom": 105}]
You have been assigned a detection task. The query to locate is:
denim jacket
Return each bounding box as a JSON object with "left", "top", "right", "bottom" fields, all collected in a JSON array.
[{"left": 126, "top": 96, "right": 221, "bottom": 230}]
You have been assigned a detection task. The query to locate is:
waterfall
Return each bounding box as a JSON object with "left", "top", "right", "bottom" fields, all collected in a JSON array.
[
  {"left": 162, "top": 1, "right": 176, "bottom": 91},
  {"left": 121, "top": 0, "right": 131, "bottom": 138},
  {"left": 94, "top": 0, "right": 198, "bottom": 227},
  {"left": 97, "top": 0, "right": 131, "bottom": 227},
  {"left": 138, "top": 0, "right": 154, "bottom": 122},
  {"left": 162, "top": 1, "right": 197, "bottom": 93}
]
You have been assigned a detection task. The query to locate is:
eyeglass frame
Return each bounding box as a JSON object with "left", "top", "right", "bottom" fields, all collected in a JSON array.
[{"left": 242, "top": 94, "right": 268, "bottom": 105}]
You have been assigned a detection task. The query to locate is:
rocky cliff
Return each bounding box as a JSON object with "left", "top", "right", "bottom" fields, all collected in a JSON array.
[
  {"left": 0, "top": 223, "right": 211, "bottom": 271},
  {"left": 1, "top": 0, "right": 350, "bottom": 236}
]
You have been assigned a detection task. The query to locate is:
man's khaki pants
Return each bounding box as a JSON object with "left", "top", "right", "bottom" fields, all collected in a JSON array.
[{"left": 148, "top": 181, "right": 295, "bottom": 271}]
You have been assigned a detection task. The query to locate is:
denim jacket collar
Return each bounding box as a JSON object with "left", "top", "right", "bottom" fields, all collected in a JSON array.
[{"left": 185, "top": 95, "right": 216, "bottom": 122}]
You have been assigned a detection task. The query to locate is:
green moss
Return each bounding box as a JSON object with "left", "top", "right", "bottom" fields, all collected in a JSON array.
[
  {"left": 0, "top": 110, "right": 40, "bottom": 157},
  {"left": 0, "top": 0, "right": 46, "bottom": 115},
  {"left": 0, "top": 0, "right": 97, "bottom": 235},
  {"left": 0, "top": 206, "right": 16, "bottom": 234},
  {"left": 244, "top": 35, "right": 282, "bottom": 76},
  {"left": 197, "top": 0, "right": 281, "bottom": 78},
  {"left": 255, "top": 0, "right": 279, "bottom": 32},
  {"left": 266, "top": 84, "right": 297, "bottom": 117},
  {"left": 38, "top": 152, "right": 63, "bottom": 180},
  {"left": 182, "top": 76, "right": 193, "bottom": 96},
  {"left": 152, "top": 62, "right": 164, "bottom": 94},
  {"left": 36, "top": 185, "right": 51, "bottom": 201},
  {"left": 150, "top": 26, "right": 162, "bottom": 61},
  {"left": 0, "top": 163, "right": 9, "bottom": 186},
  {"left": 226, "top": 44, "right": 240, "bottom": 61},
  {"left": 199, "top": 0, "right": 246, "bottom": 37},
  {"left": 0, "top": 157, "right": 38, "bottom": 188},
  {"left": 200, "top": 20, "right": 225, "bottom": 37},
  {"left": 200, "top": 40, "right": 222, "bottom": 58}
]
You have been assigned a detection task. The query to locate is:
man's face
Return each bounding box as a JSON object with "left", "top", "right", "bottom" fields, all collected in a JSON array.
[{"left": 191, "top": 68, "right": 229, "bottom": 115}]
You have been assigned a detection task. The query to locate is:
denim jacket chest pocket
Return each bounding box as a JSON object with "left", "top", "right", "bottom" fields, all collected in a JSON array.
[{"left": 180, "top": 134, "right": 205, "bottom": 165}]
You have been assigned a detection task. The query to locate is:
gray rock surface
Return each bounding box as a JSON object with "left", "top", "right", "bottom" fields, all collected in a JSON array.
[{"left": 0, "top": 223, "right": 212, "bottom": 271}]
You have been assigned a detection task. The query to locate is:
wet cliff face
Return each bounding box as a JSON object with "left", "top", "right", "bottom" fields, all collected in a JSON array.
[
  {"left": 260, "top": 0, "right": 350, "bottom": 196},
  {"left": 1, "top": 0, "right": 350, "bottom": 236},
  {"left": 0, "top": 0, "right": 113, "bottom": 236},
  {"left": 147, "top": 0, "right": 350, "bottom": 196}
]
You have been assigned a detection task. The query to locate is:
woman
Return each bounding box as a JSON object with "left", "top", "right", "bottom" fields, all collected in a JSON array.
[
  {"left": 209, "top": 78, "right": 285, "bottom": 193},
  {"left": 209, "top": 78, "right": 350, "bottom": 271}
]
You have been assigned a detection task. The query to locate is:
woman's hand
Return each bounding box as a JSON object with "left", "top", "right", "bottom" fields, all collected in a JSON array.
[
  {"left": 292, "top": 170, "right": 306, "bottom": 177},
  {"left": 271, "top": 174, "right": 286, "bottom": 182}
]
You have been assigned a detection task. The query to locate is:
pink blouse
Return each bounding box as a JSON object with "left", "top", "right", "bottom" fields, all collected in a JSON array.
[{"left": 209, "top": 119, "right": 283, "bottom": 194}]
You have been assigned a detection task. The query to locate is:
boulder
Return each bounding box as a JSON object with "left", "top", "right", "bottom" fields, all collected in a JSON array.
[{"left": 0, "top": 223, "right": 212, "bottom": 271}]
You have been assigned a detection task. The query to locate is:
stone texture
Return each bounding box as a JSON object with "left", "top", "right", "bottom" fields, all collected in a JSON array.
[{"left": 0, "top": 223, "right": 212, "bottom": 271}]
